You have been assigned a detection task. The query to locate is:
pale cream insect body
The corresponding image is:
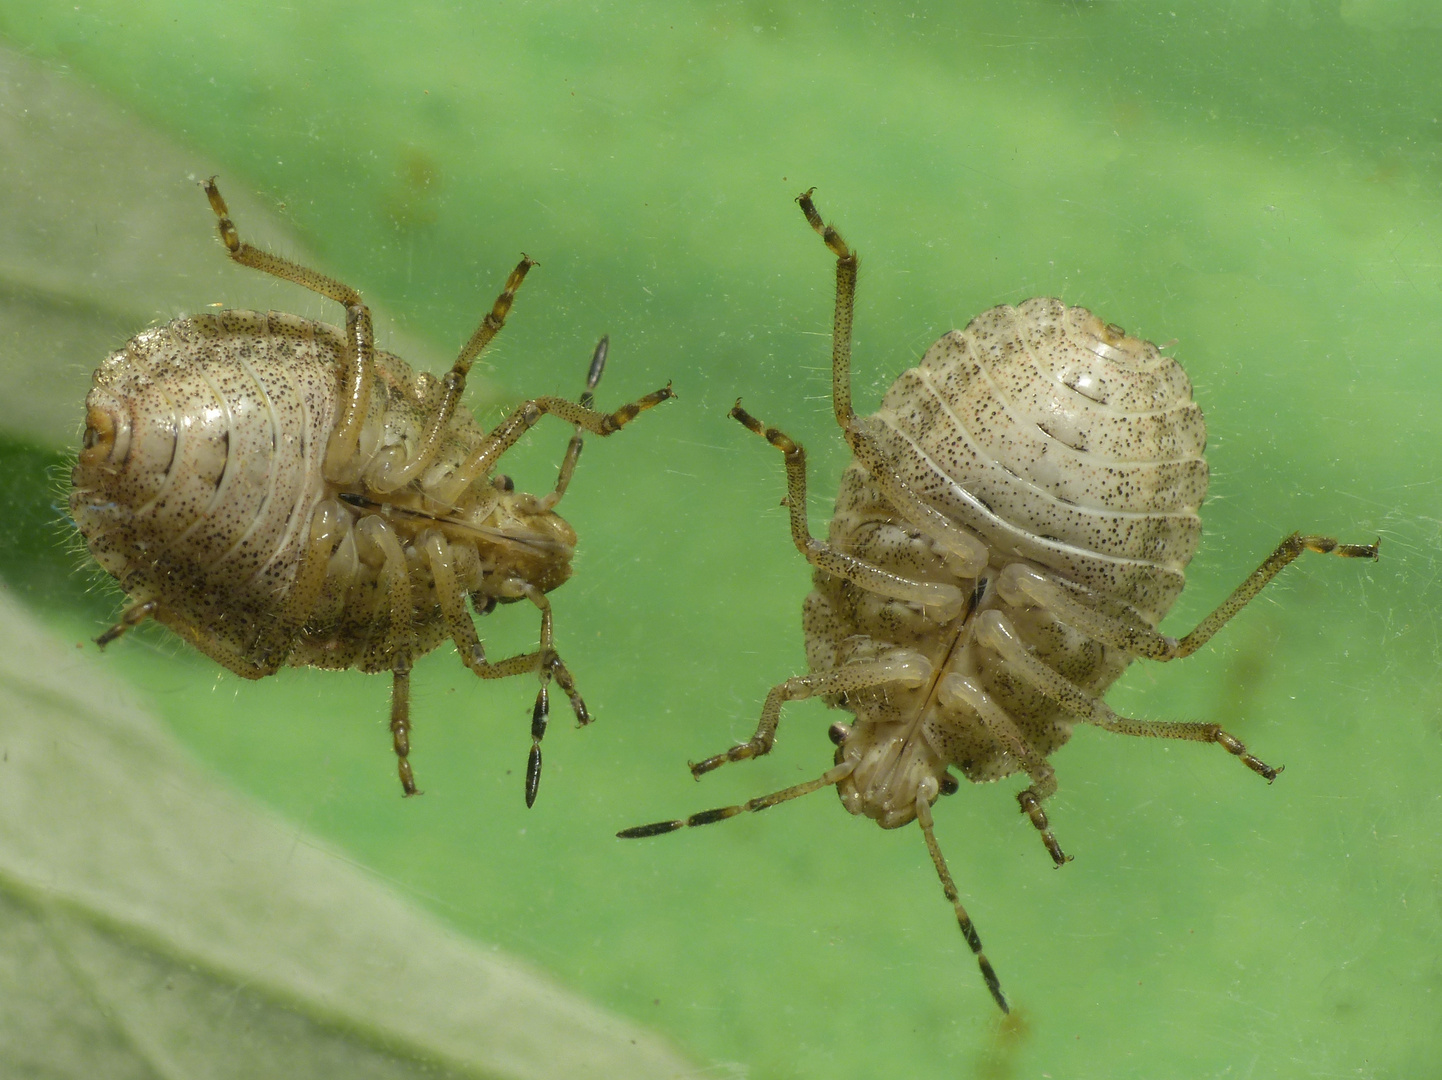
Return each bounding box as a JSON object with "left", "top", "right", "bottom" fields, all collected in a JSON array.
[
  {"left": 621, "top": 191, "right": 1377, "bottom": 1011},
  {"left": 72, "top": 181, "right": 673, "bottom": 805}
]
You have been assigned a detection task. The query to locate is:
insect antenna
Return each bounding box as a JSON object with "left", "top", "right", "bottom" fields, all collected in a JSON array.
[
  {"left": 580, "top": 334, "right": 607, "bottom": 410},
  {"left": 544, "top": 335, "right": 609, "bottom": 509},
  {"left": 617, "top": 761, "right": 854, "bottom": 838},
  {"left": 915, "top": 790, "right": 1010, "bottom": 1013},
  {"left": 523, "top": 335, "right": 613, "bottom": 805}
]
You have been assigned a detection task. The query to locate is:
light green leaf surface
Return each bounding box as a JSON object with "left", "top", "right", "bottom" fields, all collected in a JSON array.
[
  {"left": 0, "top": 45, "right": 474, "bottom": 450},
  {"left": 0, "top": 591, "right": 694, "bottom": 1080}
]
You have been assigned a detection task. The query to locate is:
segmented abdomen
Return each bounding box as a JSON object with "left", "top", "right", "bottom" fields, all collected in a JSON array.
[
  {"left": 875, "top": 298, "right": 1207, "bottom": 620},
  {"left": 806, "top": 298, "right": 1209, "bottom": 779},
  {"left": 73, "top": 311, "right": 341, "bottom": 671}
]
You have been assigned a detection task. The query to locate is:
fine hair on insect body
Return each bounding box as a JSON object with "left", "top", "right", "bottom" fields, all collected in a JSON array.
[
  {"left": 71, "top": 179, "right": 674, "bottom": 806},
  {"left": 620, "top": 189, "right": 1379, "bottom": 1011}
]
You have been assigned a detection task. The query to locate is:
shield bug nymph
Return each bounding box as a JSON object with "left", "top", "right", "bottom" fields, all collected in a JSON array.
[
  {"left": 71, "top": 179, "right": 674, "bottom": 805},
  {"left": 620, "top": 190, "right": 1378, "bottom": 1011}
]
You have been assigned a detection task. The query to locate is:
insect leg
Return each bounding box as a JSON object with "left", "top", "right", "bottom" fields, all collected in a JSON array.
[
  {"left": 915, "top": 780, "right": 1010, "bottom": 1013},
  {"left": 358, "top": 516, "right": 421, "bottom": 795},
  {"left": 938, "top": 673, "right": 1070, "bottom": 866},
  {"left": 95, "top": 598, "right": 158, "bottom": 647},
  {"left": 996, "top": 534, "right": 1380, "bottom": 662},
  {"left": 201, "top": 180, "right": 375, "bottom": 479},
  {"left": 796, "top": 191, "right": 991, "bottom": 575},
  {"left": 974, "top": 608, "right": 1283, "bottom": 782},
  {"left": 1164, "top": 533, "right": 1379, "bottom": 658},
  {"left": 619, "top": 761, "right": 855, "bottom": 837},
  {"left": 390, "top": 655, "right": 416, "bottom": 796},
  {"left": 691, "top": 652, "right": 931, "bottom": 777},
  {"left": 795, "top": 189, "right": 859, "bottom": 433},
  {"left": 730, "top": 403, "right": 966, "bottom": 620},
  {"left": 432, "top": 366, "right": 674, "bottom": 506},
  {"left": 424, "top": 531, "right": 490, "bottom": 670},
  {"left": 370, "top": 257, "right": 537, "bottom": 494}
]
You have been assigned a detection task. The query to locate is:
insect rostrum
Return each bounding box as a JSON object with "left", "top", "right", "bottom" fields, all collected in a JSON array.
[
  {"left": 620, "top": 190, "right": 1378, "bottom": 1013},
  {"left": 71, "top": 180, "right": 673, "bottom": 806}
]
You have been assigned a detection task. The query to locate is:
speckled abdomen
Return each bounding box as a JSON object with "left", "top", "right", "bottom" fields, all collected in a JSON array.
[{"left": 75, "top": 311, "right": 341, "bottom": 674}]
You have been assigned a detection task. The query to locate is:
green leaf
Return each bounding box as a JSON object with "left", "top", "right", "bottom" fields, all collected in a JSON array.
[
  {"left": 0, "top": 44, "right": 480, "bottom": 451},
  {"left": 0, "top": 592, "right": 695, "bottom": 1079}
]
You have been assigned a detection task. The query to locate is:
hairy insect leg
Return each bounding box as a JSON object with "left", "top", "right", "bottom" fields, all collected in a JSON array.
[
  {"left": 370, "top": 257, "right": 538, "bottom": 494},
  {"left": 357, "top": 516, "right": 422, "bottom": 795},
  {"left": 422, "top": 533, "right": 587, "bottom": 806},
  {"left": 1015, "top": 781, "right": 1067, "bottom": 867},
  {"left": 619, "top": 761, "right": 856, "bottom": 838},
  {"left": 730, "top": 402, "right": 965, "bottom": 619},
  {"left": 915, "top": 782, "right": 1010, "bottom": 1013},
  {"left": 975, "top": 608, "right": 1283, "bottom": 782},
  {"left": 938, "top": 672, "right": 1070, "bottom": 866},
  {"left": 690, "top": 654, "right": 931, "bottom": 778},
  {"left": 997, "top": 534, "right": 1381, "bottom": 663},
  {"left": 1167, "top": 533, "right": 1380, "bottom": 657},
  {"left": 796, "top": 189, "right": 859, "bottom": 433},
  {"left": 542, "top": 336, "right": 610, "bottom": 511},
  {"left": 95, "top": 598, "right": 158, "bottom": 647},
  {"left": 794, "top": 191, "right": 990, "bottom": 576},
  {"left": 435, "top": 376, "right": 675, "bottom": 504},
  {"left": 201, "top": 179, "right": 375, "bottom": 478},
  {"left": 390, "top": 655, "right": 416, "bottom": 796}
]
